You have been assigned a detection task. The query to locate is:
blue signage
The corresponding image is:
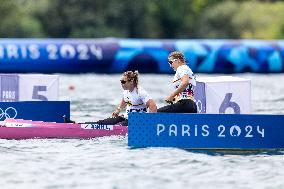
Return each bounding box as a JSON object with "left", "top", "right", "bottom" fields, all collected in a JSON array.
[
  {"left": 128, "top": 113, "right": 284, "bottom": 149},
  {"left": 0, "top": 39, "right": 284, "bottom": 73},
  {"left": 0, "top": 74, "right": 19, "bottom": 102},
  {"left": 0, "top": 101, "right": 70, "bottom": 122},
  {"left": 0, "top": 39, "right": 117, "bottom": 73}
]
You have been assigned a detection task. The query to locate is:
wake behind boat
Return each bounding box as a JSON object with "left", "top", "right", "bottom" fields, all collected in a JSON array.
[{"left": 0, "top": 118, "right": 127, "bottom": 139}]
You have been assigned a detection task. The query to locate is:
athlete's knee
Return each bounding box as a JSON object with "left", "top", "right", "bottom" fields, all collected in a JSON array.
[{"left": 157, "top": 107, "right": 169, "bottom": 112}]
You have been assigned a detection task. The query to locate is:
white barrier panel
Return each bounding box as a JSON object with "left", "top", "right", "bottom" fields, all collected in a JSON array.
[
  {"left": 19, "top": 74, "right": 59, "bottom": 101},
  {"left": 0, "top": 74, "right": 59, "bottom": 102},
  {"left": 194, "top": 76, "right": 251, "bottom": 114}
]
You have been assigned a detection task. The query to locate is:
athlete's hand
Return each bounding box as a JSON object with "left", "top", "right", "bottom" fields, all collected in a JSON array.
[{"left": 165, "top": 95, "right": 175, "bottom": 103}]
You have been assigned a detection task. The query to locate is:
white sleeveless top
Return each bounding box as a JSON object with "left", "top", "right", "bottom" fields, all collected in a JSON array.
[
  {"left": 172, "top": 65, "right": 196, "bottom": 102},
  {"left": 123, "top": 87, "right": 151, "bottom": 118}
]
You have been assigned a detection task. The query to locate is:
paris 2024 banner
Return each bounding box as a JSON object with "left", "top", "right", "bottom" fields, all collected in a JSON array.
[{"left": 0, "top": 38, "right": 283, "bottom": 73}]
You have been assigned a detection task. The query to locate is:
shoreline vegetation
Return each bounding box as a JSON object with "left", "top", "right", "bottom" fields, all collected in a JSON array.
[{"left": 1, "top": 0, "right": 284, "bottom": 39}]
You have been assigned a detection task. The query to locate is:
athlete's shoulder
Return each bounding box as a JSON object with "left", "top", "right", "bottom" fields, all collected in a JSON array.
[
  {"left": 177, "top": 65, "right": 193, "bottom": 74},
  {"left": 137, "top": 87, "right": 147, "bottom": 94},
  {"left": 137, "top": 87, "right": 150, "bottom": 97},
  {"left": 176, "top": 64, "right": 189, "bottom": 71}
]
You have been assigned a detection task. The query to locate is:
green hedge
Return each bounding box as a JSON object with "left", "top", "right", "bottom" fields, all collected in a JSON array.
[
  {"left": 197, "top": 1, "right": 284, "bottom": 39},
  {"left": 1, "top": 0, "right": 284, "bottom": 39}
]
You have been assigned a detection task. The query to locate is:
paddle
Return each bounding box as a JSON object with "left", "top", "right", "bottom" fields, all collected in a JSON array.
[
  {"left": 62, "top": 115, "right": 105, "bottom": 125},
  {"left": 165, "top": 99, "right": 173, "bottom": 105},
  {"left": 165, "top": 97, "right": 175, "bottom": 105}
]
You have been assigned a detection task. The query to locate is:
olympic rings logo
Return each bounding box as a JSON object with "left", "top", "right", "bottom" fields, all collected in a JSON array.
[{"left": 0, "top": 107, "right": 18, "bottom": 120}]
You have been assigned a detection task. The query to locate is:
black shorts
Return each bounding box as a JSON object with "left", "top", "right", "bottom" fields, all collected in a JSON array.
[
  {"left": 157, "top": 99, "right": 197, "bottom": 113},
  {"left": 95, "top": 116, "right": 128, "bottom": 126}
]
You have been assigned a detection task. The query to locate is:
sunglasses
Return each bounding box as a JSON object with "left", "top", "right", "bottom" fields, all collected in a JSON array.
[
  {"left": 168, "top": 59, "right": 178, "bottom": 66},
  {"left": 120, "top": 80, "right": 128, "bottom": 84}
]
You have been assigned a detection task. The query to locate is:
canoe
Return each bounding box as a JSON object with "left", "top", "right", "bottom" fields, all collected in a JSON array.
[{"left": 0, "top": 118, "right": 127, "bottom": 139}]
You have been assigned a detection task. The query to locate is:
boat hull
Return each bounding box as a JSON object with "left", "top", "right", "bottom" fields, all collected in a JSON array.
[
  {"left": 0, "top": 126, "right": 127, "bottom": 139},
  {"left": 0, "top": 118, "right": 128, "bottom": 139}
]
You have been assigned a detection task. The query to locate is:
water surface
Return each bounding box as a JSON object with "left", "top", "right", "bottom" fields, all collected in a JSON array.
[{"left": 0, "top": 73, "right": 283, "bottom": 189}]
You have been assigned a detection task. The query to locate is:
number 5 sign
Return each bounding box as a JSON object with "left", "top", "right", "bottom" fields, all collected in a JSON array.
[
  {"left": 194, "top": 76, "right": 251, "bottom": 114},
  {"left": 0, "top": 74, "right": 59, "bottom": 102},
  {"left": 18, "top": 74, "right": 59, "bottom": 101}
]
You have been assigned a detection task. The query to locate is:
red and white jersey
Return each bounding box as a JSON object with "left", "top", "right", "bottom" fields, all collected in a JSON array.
[
  {"left": 123, "top": 87, "right": 151, "bottom": 118},
  {"left": 172, "top": 65, "right": 196, "bottom": 102}
]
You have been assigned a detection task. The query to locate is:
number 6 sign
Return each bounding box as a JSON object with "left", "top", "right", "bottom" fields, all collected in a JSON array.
[{"left": 194, "top": 76, "right": 251, "bottom": 114}]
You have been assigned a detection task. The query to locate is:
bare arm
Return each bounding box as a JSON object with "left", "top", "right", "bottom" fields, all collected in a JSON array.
[
  {"left": 166, "top": 75, "right": 190, "bottom": 102},
  {"left": 146, "top": 99, "right": 157, "bottom": 113},
  {"left": 112, "top": 98, "right": 126, "bottom": 117},
  {"left": 118, "top": 98, "right": 126, "bottom": 110}
]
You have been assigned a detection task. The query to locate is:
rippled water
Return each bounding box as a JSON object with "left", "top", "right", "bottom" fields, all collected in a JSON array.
[{"left": 0, "top": 73, "right": 284, "bottom": 189}]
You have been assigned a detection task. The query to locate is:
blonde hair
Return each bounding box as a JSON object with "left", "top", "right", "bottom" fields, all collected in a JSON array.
[
  {"left": 168, "top": 51, "right": 186, "bottom": 64},
  {"left": 123, "top": 70, "right": 139, "bottom": 87}
]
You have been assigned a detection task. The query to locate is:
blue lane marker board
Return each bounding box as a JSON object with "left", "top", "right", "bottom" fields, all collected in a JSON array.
[
  {"left": 0, "top": 101, "right": 70, "bottom": 123},
  {"left": 128, "top": 113, "right": 284, "bottom": 149}
]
